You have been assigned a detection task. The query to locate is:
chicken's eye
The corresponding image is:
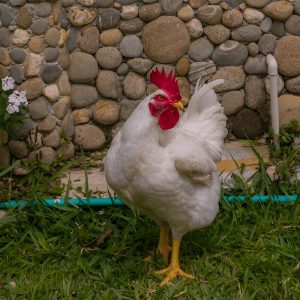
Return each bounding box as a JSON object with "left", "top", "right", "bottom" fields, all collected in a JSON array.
[{"left": 157, "top": 95, "right": 165, "bottom": 101}]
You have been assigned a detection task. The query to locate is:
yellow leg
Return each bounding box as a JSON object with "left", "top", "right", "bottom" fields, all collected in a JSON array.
[
  {"left": 156, "top": 222, "right": 171, "bottom": 265},
  {"left": 155, "top": 239, "right": 194, "bottom": 286}
]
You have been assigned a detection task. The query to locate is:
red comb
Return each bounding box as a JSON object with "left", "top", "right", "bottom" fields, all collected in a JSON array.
[{"left": 150, "top": 67, "right": 181, "bottom": 102}]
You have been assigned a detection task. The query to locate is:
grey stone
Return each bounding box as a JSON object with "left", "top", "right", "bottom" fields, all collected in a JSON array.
[
  {"left": 98, "top": 8, "right": 120, "bottom": 30},
  {"left": 28, "top": 147, "right": 55, "bottom": 165},
  {"left": 295, "top": 0, "right": 300, "bottom": 15},
  {"left": 120, "top": 18, "right": 144, "bottom": 34},
  {"left": 31, "top": 19, "right": 49, "bottom": 35},
  {"left": 61, "top": 113, "right": 74, "bottom": 139},
  {"left": 244, "top": 0, "right": 271, "bottom": 8},
  {"left": 124, "top": 72, "right": 146, "bottom": 100},
  {"left": 38, "top": 115, "right": 57, "bottom": 133},
  {"left": 96, "top": 70, "right": 122, "bottom": 99},
  {"left": 43, "top": 47, "right": 60, "bottom": 62},
  {"left": 69, "top": 52, "right": 98, "bottom": 83},
  {"left": 285, "top": 76, "right": 300, "bottom": 94},
  {"left": 212, "top": 40, "right": 248, "bottom": 66},
  {"left": 247, "top": 42, "right": 259, "bottom": 56},
  {"left": 117, "top": 0, "right": 136, "bottom": 4},
  {"left": 224, "top": 0, "right": 244, "bottom": 7},
  {"left": 93, "top": 100, "right": 120, "bottom": 125},
  {"left": 127, "top": 58, "right": 153, "bottom": 75},
  {"left": 71, "top": 84, "right": 98, "bottom": 108},
  {"left": 188, "top": 38, "right": 214, "bottom": 61},
  {"left": 35, "top": 2, "right": 52, "bottom": 17},
  {"left": 260, "top": 17, "right": 272, "bottom": 33},
  {"left": 41, "top": 64, "right": 62, "bottom": 84},
  {"left": 188, "top": 61, "right": 216, "bottom": 84},
  {"left": 62, "top": 0, "right": 75, "bottom": 7},
  {"left": 285, "top": 15, "right": 300, "bottom": 36},
  {"left": 9, "top": 0, "right": 26, "bottom": 6},
  {"left": 221, "top": 91, "right": 244, "bottom": 116},
  {"left": 0, "top": 3, "right": 14, "bottom": 26},
  {"left": 95, "top": 47, "right": 122, "bottom": 70},
  {"left": 95, "top": 0, "right": 113, "bottom": 7},
  {"left": 56, "top": 141, "right": 75, "bottom": 161},
  {"left": 13, "top": 119, "right": 35, "bottom": 140},
  {"left": 232, "top": 109, "right": 264, "bottom": 139},
  {"left": 59, "top": 47, "right": 70, "bottom": 70},
  {"left": 196, "top": 5, "right": 222, "bottom": 25},
  {"left": 79, "top": 26, "right": 100, "bottom": 54},
  {"left": 120, "top": 98, "right": 142, "bottom": 120},
  {"left": 258, "top": 34, "right": 277, "bottom": 55},
  {"left": 20, "top": 78, "right": 43, "bottom": 100},
  {"left": 10, "top": 65, "right": 23, "bottom": 84},
  {"left": 243, "top": 55, "right": 268, "bottom": 75},
  {"left": 265, "top": 74, "right": 284, "bottom": 95},
  {"left": 119, "top": 35, "right": 143, "bottom": 58},
  {"left": 203, "top": 24, "right": 231, "bottom": 45},
  {"left": 139, "top": 3, "right": 162, "bottom": 22},
  {"left": 160, "top": 0, "right": 183, "bottom": 15},
  {"left": 117, "top": 63, "right": 129, "bottom": 76},
  {"left": 8, "top": 140, "right": 28, "bottom": 159},
  {"left": 0, "top": 27, "right": 10, "bottom": 47},
  {"left": 270, "top": 21, "right": 285, "bottom": 38},
  {"left": 245, "top": 75, "right": 266, "bottom": 109},
  {"left": 231, "top": 25, "right": 262, "bottom": 43},
  {"left": 44, "top": 27, "right": 60, "bottom": 47},
  {"left": 43, "top": 128, "right": 61, "bottom": 148},
  {"left": 53, "top": 96, "right": 71, "bottom": 119},
  {"left": 28, "top": 98, "right": 50, "bottom": 120},
  {"left": 66, "top": 28, "right": 81, "bottom": 53},
  {"left": 60, "top": 7, "right": 69, "bottom": 29}
]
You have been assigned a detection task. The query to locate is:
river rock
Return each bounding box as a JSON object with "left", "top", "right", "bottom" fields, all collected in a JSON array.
[
  {"left": 10, "top": 65, "right": 22, "bottom": 84},
  {"left": 44, "top": 27, "right": 60, "bottom": 47},
  {"left": 285, "top": 76, "right": 300, "bottom": 94},
  {"left": 0, "top": 27, "right": 10, "bottom": 47},
  {"left": 176, "top": 57, "right": 190, "bottom": 76},
  {"left": 117, "top": 63, "right": 129, "bottom": 76},
  {"left": 119, "top": 35, "right": 143, "bottom": 58},
  {"left": 243, "top": 8, "right": 265, "bottom": 25},
  {"left": 274, "top": 36, "right": 300, "bottom": 77},
  {"left": 68, "top": 5, "right": 97, "bottom": 26},
  {"left": 0, "top": 47, "right": 11, "bottom": 66},
  {"left": 43, "top": 84, "right": 60, "bottom": 102},
  {"left": 279, "top": 95, "right": 300, "bottom": 128},
  {"left": 231, "top": 25, "right": 262, "bottom": 43},
  {"left": 78, "top": 27, "right": 99, "bottom": 54},
  {"left": 244, "top": 75, "right": 266, "bottom": 109},
  {"left": 263, "top": 1, "right": 293, "bottom": 21},
  {"left": 177, "top": 77, "right": 190, "bottom": 106},
  {"left": 120, "top": 18, "right": 144, "bottom": 34},
  {"left": 38, "top": 115, "right": 57, "bottom": 133},
  {"left": 232, "top": 109, "right": 264, "bottom": 139},
  {"left": 28, "top": 147, "right": 55, "bottom": 165},
  {"left": 188, "top": 60, "right": 216, "bottom": 83},
  {"left": 24, "top": 53, "right": 43, "bottom": 77},
  {"left": 124, "top": 72, "right": 146, "bottom": 99},
  {"left": 66, "top": 28, "right": 81, "bottom": 52},
  {"left": 270, "top": 21, "right": 285, "bottom": 38},
  {"left": 142, "top": 16, "right": 190, "bottom": 63},
  {"left": 245, "top": 0, "right": 271, "bottom": 8},
  {"left": 257, "top": 34, "right": 276, "bottom": 55},
  {"left": 247, "top": 42, "right": 259, "bottom": 56},
  {"left": 43, "top": 129, "right": 61, "bottom": 148},
  {"left": 100, "top": 28, "right": 123, "bottom": 46},
  {"left": 93, "top": 100, "right": 120, "bottom": 125},
  {"left": 212, "top": 40, "right": 248, "bottom": 66},
  {"left": 61, "top": 113, "right": 74, "bottom": 138},
  {"left": 74, "top": 124, "right": 106, "bottom": 151},
  {"left": 96, "top": 47, "right": 122, "bottom": 69},
  {"left": 71, "top": 84, "right": 98, "bottom": 108},
  {"left": 160, "top": 0, "right": 183, "bottom": 15},
  {"left": 12, "top": 29, "right": 29, "bottom": 47},
  {"left": 139, "top": 3, "right": 161, "bottom": 22},
  {"left": 243, "top": 54, "right": 267, "bottom": 75},
  {"left": 8, "top": 140, "right": 28, "bottom": 159},
  {"left": 31, "top": 19, "right": 49, "bottom": 35},
  {"left": 295, "top": 0, "right": 300, "bottom": 15},
  {"left": 35, "top": 2, "right": 52, "bottom": 17},
  {"left": 41, "top": 64, "right": 62, "bottom": 84},
  {"left": 28, "top": 98, "right": 49, "bottom": 120},
  {"left": 57, "top": 71, "right": 71, "bottom": 96},
  {"left": 211, "top": 66, "right": 246, "bottom": 92},
  {"left": 188, "top": 37, "right": 214, "bottom": 61},
  {"left": 285, "top": 15, "right": 300, "bottom": 36},
  {"left": 10, "top": 48, "right": 26, "bottom": 63},
  {"left": 186, "top": 18, "right": 203, "bottom": 38},
  {"left": 0, "top": 3, "right": 14, "bottom": 26},
  {"left": 264, "top": 74, "right": 284, "bottom": 95},
  {"left": 43, "top": 47, "right": 60, "bottom": 62},
  {"left": 121, "top": 4, "right": 139, "bottom": 19},
  {"left": 56, "top": 141, "right": 75, "bottom": 161},
  {"left": 16, "top": 7, "right": 32, "bottom": 29},
  {"left": 222, "top": 8, "right": 243, "bottom": 28},
  {"left": 98, "top": 8, "right": 120, "bottom": 30},
  {"left": 20, "top": 78, "right": 43, "bottom": 100},
  {"left": 177, "top": 5, "right": 194, "bottom": 22},
  {"left": 127, "top": 58, "right": 153, "bottom": 75},
  {"left": 196, "top": 5, "right": 222, "bottom": 25},
  {"left": 72, "top": 108, "right": 90, "bottom": 124},
  {"left": 69, "top": 52, "right": 98, "bottom": 83},
  {"left": 14, "top": 119, "right": 35, "bottom": 140},
  {"left": 221, "top": 90, "right": 244, "bottom": 116},
  {"left": 260, "top": 17, "right": 272, "bottom": 33},
  {"left": 204, "top": 24, "right": 230, "bottom": 45},
  {"left": 53, "top": 96, "right": 71, "bottom": 119},
  {"left": 120, "top": 98, "right": 142, "bottom": 120},
  {"left": 96, "top": 70, "right": 122, "bottom": 99}
]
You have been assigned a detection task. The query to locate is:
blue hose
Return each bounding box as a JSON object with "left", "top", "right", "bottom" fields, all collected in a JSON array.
[{"left": 0, "top": 195, "right": 298, "bottom": 209}]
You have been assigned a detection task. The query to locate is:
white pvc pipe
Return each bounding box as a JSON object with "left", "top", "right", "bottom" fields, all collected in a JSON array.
[{"left": 266, "top": 54, "right": 280, "bottom": 151}]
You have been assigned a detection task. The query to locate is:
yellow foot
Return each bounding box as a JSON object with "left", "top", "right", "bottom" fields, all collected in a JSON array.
[
  {"left": 155, "top": 265, "right": 194, "bottom": 286},
  {"left": 156, "top": 246, "right": 172, "bottom": 265}
]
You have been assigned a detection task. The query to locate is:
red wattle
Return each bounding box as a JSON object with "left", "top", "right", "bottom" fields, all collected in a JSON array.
[{"left": 158, "top": 108, "right": 179, "bottom": 130}]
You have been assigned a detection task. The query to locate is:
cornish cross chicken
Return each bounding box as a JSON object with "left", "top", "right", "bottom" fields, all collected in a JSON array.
[{"left": 104, "top": 68, "right": 227, "bottom": 285}]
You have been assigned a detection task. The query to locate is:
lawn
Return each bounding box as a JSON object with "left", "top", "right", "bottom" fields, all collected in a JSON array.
[{"left": 1, "top": 199, "right": 299, "bottom": 299}]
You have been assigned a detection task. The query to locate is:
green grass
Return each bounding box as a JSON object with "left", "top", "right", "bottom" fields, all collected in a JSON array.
[{"left": 1, "top": 200, "right": 299, "bottom": 299}]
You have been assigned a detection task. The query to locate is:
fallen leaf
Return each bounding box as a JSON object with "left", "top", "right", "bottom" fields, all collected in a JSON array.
[{"left": 96, "top": 228, "right": 113, "bottom": 246}]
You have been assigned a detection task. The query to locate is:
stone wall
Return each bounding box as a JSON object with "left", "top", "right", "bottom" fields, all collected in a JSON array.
[{"left": 1, "top": 0, "right": 300, "bottom": 169}]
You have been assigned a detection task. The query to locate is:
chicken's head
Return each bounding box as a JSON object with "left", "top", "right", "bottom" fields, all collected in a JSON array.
[{"left": 148, "top": 67, "right": 184, "bottom": 130}]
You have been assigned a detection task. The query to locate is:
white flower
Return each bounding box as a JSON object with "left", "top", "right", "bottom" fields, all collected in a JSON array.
[
  {"left": 6, "top": 91, "right": 28, "bottom": 114},
  {"left": 6, "top": 102, "right": 20, "bottom": 114},
  {"left": 1, "top": 76, "right": 15, "bottom": 91}
]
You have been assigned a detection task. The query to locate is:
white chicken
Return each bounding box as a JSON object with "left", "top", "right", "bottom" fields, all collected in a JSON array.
[{"left": 104, "top": 68, "right": 227, "bottom": 285}]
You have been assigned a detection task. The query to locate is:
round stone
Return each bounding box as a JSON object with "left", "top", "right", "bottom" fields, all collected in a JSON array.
[
  {"left": 8, "top": 140, "right": 28, "bottom": 159},
  {"left": 61, "top": 113, "right": 74, "bottom": 138},
  {"left": 258, "top": 34, "right": 277, "bottom": 55},
  {"left": 176, "top": 57, "right": 190, "bottom": 76},
  {"left": 263, "top": 1, "right": 293, "bottom": 21},
  {"left": 142, "top": 16, "right": 190, "bottom": 64},
  {"left": 12, "top": 29, "right": 29, "bottom": 47},
  {"left": 188, "top": 61, "right": 216, "bottom": 83},
  {"left": 96, "top": 70, "right": 122, "bottom": 99},
  {"left": 66, "top": 28, "right": 81, "bottom": 52},
  {"left": 0, "top": 27, "right": 10, "bottom": 47},
  {"left": 69, "top": 52, "right": 98, "bottom": 83},
  {"left": 119, "top": 35, "right": 143, "bottom": 58},
  {"left": 56, "top": 141, "right": 75, "bottom": 161},
  {"left": 186, "top": 18, "right": 204, "bottom": 39},
  {"left": 74, "top": 124, "right": 106, "bottom": 151},
  {"left": 28, "top": 98, "right": 49, "bottom": 120},
  {"left": 243, "top": 8, "right": 265, "bottom": 25},
  {"left": 43, "top": 129, "right": 61, "bottom": 148},
  {"left": 211, "top": 66, "right": 246, "bottom": 92},
  {"left": 124, "top": 72, "right": 146, "bottom": 99},
  {"left": 0, "top": 4, "right": 14, "bottom": 27},
  {"left": 57, "top": 71, "right": 70, "bottom": 97},
  {"left": 53, "top": 96, "right": 71, "bottom": 119},
  {"left": 245, "top": 0, "right": 271, "bottom": 8},
  {"left": 243, "top": 54, "right": 267, "bottom": 75},
  {"left": 285, "top": 15, "right": 300, "bottom": 36},
  {"left": 117, "top": 63, "right": 129, "bottom": 76},
  {"left": 0, "top": 47, "right": 11, "bottom": 66},
  {"left": 177, "top": 5, "right": 194, "bottom": 22},
  {"left": 43, "top": 47, "right": 60, "bottom": 62},
  {"left": 120, "top": 98, "right": 142, "bottom": 120},
  {"left": 41, "top": 64, "right": 62, "bottom": 84},
  {"left": 204, "top": 24, "right": 230, "bottom": 45},
  {"left": 270, "top": 21, "right": 285, "bottom": 38},
  {"left": 28, "top": 36, "right": 45, "bottom": 54},
  {"left": 100, "top": 28, "right": 123, "bottom": 46},
  {"left": 10, "top": 65, "right": 23, "bottom": 84},
  {"left": 196, "top": 5, "right": 222, "bottom": 25},
  {"left": 139, "top": 3, "right": 162, "bottom": 22},
  {"left": 231, "top": 25, "right": 262, "bottom": 43},
  {"left": 177, "top": 77, "right": 190, "bottom": 106},
  {"left": 221, "top": 91, "right": 244, "bottom": 116},
  {"left": 160, "top": 0, "right": 183, "bottom": 15},
  {"left": 295, "top": 0, "right": 300, "bottom": 15},
  {"left": 16, "top": 7, "right": 32, "bottom": 29},
  {"left": 38, "top": 115, "right": 57, "bottom": 133},
  {"left": 121, "top": 4, "right": 139, "bottom": 19},
  {"left": 72, "top": 108, "right": 90, "bottom": 125},
  {"left": 232, "top": 109, "right": 264, "bottom": 139},
  {"left": 264, "top": 74, "right": 284, "bottom": 95},
  {"left": 96, "top": 47, "right": 122, "bottom": 70},
  {"left": 188, "top": 38, "right": 214, "bottom": 61},
  {"left": 20, "top": 78, "right": 43, "bottom": 100},
  {"left": 127, "top": 58, "right": 153, "bottom": 75},
  {"left": 9, "top": 0, "right": 27, "bottom": 6},
  {"left": 93, "top": 100, "right": 120, "bottom": 125},
  {"left": 71, "top": 84, "right": 98, "bottom": 108},
  {"left": 98, "top": 8, "right": 120, "bottom": 30},
  {"left": 31, "top": 19, "right": 49, "bottom": 35},
  {"left": 35, "top": 2, "right": 52, "bottom": 17},
  {"left": 44, "top": 27, "right": 60, "bottom": 47},
  {"left": 59, "top": 47, "right": 70, "bottom": 70},
  {"left": 120, "top": 18, "right": 144, "bottom": 35},
  {"left": 15, "top": 119, "right": 35, "bottom": 140},
  {"left": 260, "top": 17, "right": 272, "bottom": 33},
  {"left": 274, "top": 36, "right": 300, "bottom": 77},
  {"left": 28, "top": 147, "right": 56, "bottom": 165},
  {"left": 278, "top": 95, "right": 300, "bottom": 128},
  {"left": 285, "top": 76, "right": 300, "bottom": 94},
  {"left": 43, "top": 84, "right": 60, "bottom": 102},
  {"left": 222, "top": 8, "right": 243, "bottom": 28},
  {"left": 188, "top": 0, "right": 207, "bottom": 9},
  {"left": 67, "top": 5, "right": 97, "bottom": 26},
  {"left": 247, "top": 42, "right": 259, "bottom": 56},
  {"left": 79, "top": 26, "right": 100, "bottom": 54},
  {"left": 244, "top": 75, "right": 266, "bottom": 109},
  {"left": 212, "top": 40, "right": 248, "bottom": 66}
]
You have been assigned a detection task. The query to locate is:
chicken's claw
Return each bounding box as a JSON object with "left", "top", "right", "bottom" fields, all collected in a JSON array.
[{"left": 155, "top": 265, "right": 194, "bottom": 286}]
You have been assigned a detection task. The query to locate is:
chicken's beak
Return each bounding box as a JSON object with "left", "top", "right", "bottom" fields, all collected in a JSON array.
[{"left": 172, "top": 101, "right": 184, "bottom": 110}]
